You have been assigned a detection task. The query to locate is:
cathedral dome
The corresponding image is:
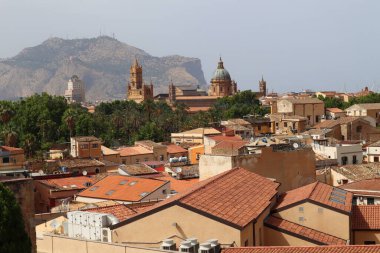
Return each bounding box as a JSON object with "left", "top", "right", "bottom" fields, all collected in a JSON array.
[{"left": 211, "top": 57, "right": 231, "bottom": 81}]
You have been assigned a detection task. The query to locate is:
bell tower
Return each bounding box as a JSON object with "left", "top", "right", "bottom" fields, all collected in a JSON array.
[
  {"left": 259, "top": 76, "right": 267, "bottom": 97},
  {"left": 130, "top": 58, "right": 143, "bottom": 89}
]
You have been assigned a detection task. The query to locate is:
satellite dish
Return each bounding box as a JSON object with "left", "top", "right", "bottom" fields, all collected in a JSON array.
[
  {"left": 176, "top": 167, "right": 182, "bottom": 173},
  {"left": 82, "top": 170, "right": 88, "bottom": 176},
  {"left": 293, "top": 143, "right": 299, "bottom": 149},
  {"left": 38, "top": 170, "right": 44, "bottom": 175}
]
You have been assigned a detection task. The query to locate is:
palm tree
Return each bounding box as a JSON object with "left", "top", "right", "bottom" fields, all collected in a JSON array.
[{"left": 2, "top": 129, "right": 18, "bottom": 147}]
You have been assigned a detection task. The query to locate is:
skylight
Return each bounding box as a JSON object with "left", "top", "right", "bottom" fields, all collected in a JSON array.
[
  {"left": 140, "top": 192, "right": 149, "bottom": 197},
  {"left": 89, "top": 186, "right": 99, "bottom": 191},
  {"left": 105, "top": 190, "right": 115, "bottom": 196},
  {"left": 119, "top": 180, "right": 128, "bottom": 185},
  {"left": 129, "top": 181, "right": 137, "bottom": 186}
]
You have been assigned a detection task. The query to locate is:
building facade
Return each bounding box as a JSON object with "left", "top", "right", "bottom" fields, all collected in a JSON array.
[
  {"left": 64, "top": 75, "right": 85, "bottom": 103},
  {"left": 126, "top": 59, "right": 154, "bottom": 103},
  {"left": 70, "top": 136, "right": 102, "bottom": 159}
]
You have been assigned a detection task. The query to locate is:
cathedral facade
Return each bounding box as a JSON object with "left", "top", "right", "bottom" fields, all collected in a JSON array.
[{"left": 126, "top": 59, "right": 153, "bottom": 103}]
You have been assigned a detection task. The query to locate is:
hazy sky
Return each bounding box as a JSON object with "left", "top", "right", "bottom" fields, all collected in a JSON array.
[{"left": 1, "top": 0, "right": 380, "bottom": 93}]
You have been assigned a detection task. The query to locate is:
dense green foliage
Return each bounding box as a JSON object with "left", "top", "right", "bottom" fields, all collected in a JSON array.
[
  {"left": 0, "top": 183, "right": 31, "bottom": 253},
  {"left": 318, "top": 93, "right": 380, "bottom": 110},
  {"left": 0, "top": 91, "right": 266, "bottom": 157}
]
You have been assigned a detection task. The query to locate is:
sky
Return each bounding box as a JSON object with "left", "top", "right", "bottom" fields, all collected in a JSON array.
[{"left": 1, "top": 0, "right": 380, "bottom": 93}]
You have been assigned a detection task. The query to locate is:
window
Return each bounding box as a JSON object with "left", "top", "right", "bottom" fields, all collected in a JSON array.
[
  {"left": 162, "top": 189, "right": 167, "bottom": 194},
  {"left": 196, "top": 153, "right": 201, "bottom": 160},
  {"left": 364, "top": 241, "right": 376, "bottom": 245},
  {"left": 298, "top": 207, "right": 304, "bottom": 213},
  {"left": 244, "top": 240, "right": 249, "bottom": 246},
  {"left": 144, "top": 157, "right": 148, "bottom": 162},
  {"left": 367, "top": 198, "right": 375, "bottom": 205},
  {"left": 122, "top": 159, "right": 126, "bottom": 164},
  {"left": 353, "top": 155, "right": 357, "bottom": 164},
  {"left": 80, "top": 144, "right": 89, "bottom": 149},
  {"left": 136, "top": 159, "right": 140, "bottom": 163},
  {"left": 318, "top": 207, "right": 324, "bottom": 214},
  {"left": 95, "top": 168, "right": 100, "bottom": 174},
  {"left": 353, "top": 197, "right": 358, "bottom": 205},
  {"left": 375, "top": 157, "right": 380, "bottom": 162},
  {"left": 159, "top": 155, "right": 164, "bottom": 161},
  {"left": 2, "top": 157, "right": 10, "bottom": 163},
  {"left": 284, "top": 122, "right": 288, "bottom": 127},
  {"left": 356, "top": 126, "right": 362, "bottom": 133},
  {"left": 298, "top": 217, "right": 304, "bottom": 222},
  {"left": 92, "top": 143, "right": 98, "bottom": 148},
  {"left": 315, "top": 115, "right": 320, "bottom": 123},
  {"left": 341, "top": 156, "right": 348, "bottom": 165},
  {"left": 140, "top": 192, "right": 149, "bottom": 197},
  {"left": 258, "top": 125, "right": 262, "bottom": 131}
]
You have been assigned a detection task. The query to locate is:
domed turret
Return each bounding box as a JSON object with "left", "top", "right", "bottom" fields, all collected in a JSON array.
[
  {"left": 209, "top": 57, "right": 237, "bottom": 97},
  {"left": 211, "top": 57, "right": 231, "bottom": 81}
]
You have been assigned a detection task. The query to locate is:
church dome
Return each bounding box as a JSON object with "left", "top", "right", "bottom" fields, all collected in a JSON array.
[{"left": 211, "top": 57, "right": 231, "bottom": 81}]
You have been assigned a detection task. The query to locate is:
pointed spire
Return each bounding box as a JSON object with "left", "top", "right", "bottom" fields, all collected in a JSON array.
[
  {"left": 261, "top": 75, "right": 264, "bottom": 82},
  {"left": 133, "top": 57, "right": 139, "bottom": 67}
]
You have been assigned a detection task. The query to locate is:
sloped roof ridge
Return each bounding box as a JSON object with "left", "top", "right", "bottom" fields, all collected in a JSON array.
[{"left": 176, "top": 167, "right": 241, "bottom": 202}]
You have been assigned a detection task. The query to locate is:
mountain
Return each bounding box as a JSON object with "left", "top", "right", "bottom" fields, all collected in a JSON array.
[{"left": 0, "top": 36, "right": 207, "bottom": 101}]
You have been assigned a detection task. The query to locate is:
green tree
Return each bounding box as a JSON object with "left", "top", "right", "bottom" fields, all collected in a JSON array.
[{"left": 0, "top": 183, "right": 31, "bottom": 253}]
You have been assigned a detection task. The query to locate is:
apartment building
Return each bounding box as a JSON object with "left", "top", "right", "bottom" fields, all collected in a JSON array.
[
  {"left": 0, "top": 145, "right": 26, "bottom": 177},
  {"left": 70, "top": 136, "right": 102, "bottom": 159}
]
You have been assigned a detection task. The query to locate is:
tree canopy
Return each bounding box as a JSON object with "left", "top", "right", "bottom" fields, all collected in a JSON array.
[
  {"left": 0, "top": 183, "right": 31, "bottom": 253},
  {"left": 0, "top": 91, "right": 265, "bottom": 157}
]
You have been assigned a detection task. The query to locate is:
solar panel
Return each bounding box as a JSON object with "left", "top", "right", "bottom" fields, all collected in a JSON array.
[
  {"left": 330, "top": 196, "right": 346, "bottom": 204},
  {"left": 331, "top": 191, "right": 346, "bottom": 200},
  {"left": 333, "top": 188, "right": 347, "bottom": 194}
]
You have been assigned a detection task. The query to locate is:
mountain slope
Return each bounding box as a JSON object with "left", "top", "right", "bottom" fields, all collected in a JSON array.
[{"left": 0, "top": 36, "right": 207, "bottom": 101}]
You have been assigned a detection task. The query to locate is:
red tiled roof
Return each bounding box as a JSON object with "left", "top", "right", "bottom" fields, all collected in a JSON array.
[
  {"left": 86, "top": 203, "right": 154, "bottom": 222},
  {"left": 207, "top": 135, "right": 242, "bottom": 142},
  {"left": 117, "top": 146, "right": 153, "bottom": 156},
  {"left": 211, "top": 140, "right": 248, "bottom": 155},
  {"left": 166, "top": 144, "right": 187, "bottom": 154},
  {"left": 39, "top": 176, "right": 100, "bottom": 190},
  {"left": 326, "top": 108, "right": 344, "bottom": 113},
  {"left": 112, "top": 167, "right": 280, "bottom": 229},
  {"left": 352, "top": 205, "right": 380, "bottom": 230},
  {"left": 77, "top": 175, "right": 168, "bottom": 202},
  {"left": 340, "top": 178, "right": 380, "bottom": 192},
  {"left": 222, "top": 245, "right": 380, "bottom": 253},
  {"left": 0, "top": 146, "right": 24, "bottom": 154},
  {"left": 274, "top": 182, "right": 353, "bottom": 213},
  {"left": 156, "top": 175, "right": 199, "bottom": 193},
  {"left": 265, "top": 216, "right": 346, "bottom": 245}
]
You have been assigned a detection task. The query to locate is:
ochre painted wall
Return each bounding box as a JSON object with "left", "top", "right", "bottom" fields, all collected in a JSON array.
[{"left": 274, "top": 202, "right": 350, "bottom": 240}]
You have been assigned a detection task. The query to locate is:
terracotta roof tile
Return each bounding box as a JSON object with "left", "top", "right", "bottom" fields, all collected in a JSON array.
[
  {"left": 166, "top": 144, "right": 187, "bottom": 154},
  {"left": 58, "top": 159, "right": 105, "bottom": 169},
  {"left": 265, "top": 216, "right": 346, "bottom": 245},
  {"left": 77, "top": 175, "right": 168, "bottom": 202},
  {"left": 274, "top": 182, "right": 353, "bottom": 213},
  {"left": 326, "top": 108, "right": 344, "bottom": 113},
  {"left": 101, "top": 146, "right": 120, "bottom": 155},
  {"left": 340, "top": 178, "right": 380, "bottom": 194},
  {"left": 222, "top": 245, "right": 380, "bottom": 253},
  {"left": 0, "top": 146, "right": 24, "bottom": 154},
  {"left": 112, "top": 168, "right": 279, "bottom": 229},
  {"left": 156, "top": 175, "right": 199, "bottom": 193},
  {"left": 207, "top": 135, "right": 243, "bottom": 142},
  {"left": 72, "top": 136, "right": 100, "bottom": 142},
  {"left": 86, "top": 203, "right": 154, "bottom": 222},
  {"left": 39, "top": 176, "right": 102, "bottom": 190},
  {"left": 117, "top": 146, "right": 153, "bottom": 156},
  {"left": 119, "top": 164, "right": 158, "bottom": 176},
  {"left": 352, "top": 205, "right": 380, "bottom": 230}
]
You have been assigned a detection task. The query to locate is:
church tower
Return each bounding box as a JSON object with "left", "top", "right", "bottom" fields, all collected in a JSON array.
[
  {"left": 129, "top": 58, "right": 143, "bottom": 89},
  {"left": 259, "top": 76, "right": 267, "bottom": 97},
  {"left": 127, "top": 58, "right": 153, "bottom": 103}
]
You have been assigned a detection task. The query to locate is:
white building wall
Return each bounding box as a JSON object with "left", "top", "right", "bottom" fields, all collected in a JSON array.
[{"left": 312, "top": 143, "right": 363, "bottom": 166}]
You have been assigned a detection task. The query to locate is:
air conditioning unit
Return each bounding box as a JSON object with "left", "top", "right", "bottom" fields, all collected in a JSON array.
[
  {"left": 207, "top": 239, "right": 220, "bottom": 253},
  {"left": 337, "top": 179, "right": 342, "bottom": 184},
  {"left": 101, "top": 228, "right": 112, "bottom": 243},
  {"left": 187, "top": 238, "right": 199, "bottom": 253},
  {"left": 161, "top": 239, "right": 176, "bottom": 251},
  {"left": 198, "top": 243, "right": 213, "bottom": 253},
  {"left": 179, "top": 241, "right": 193, "bottom": 253}
]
